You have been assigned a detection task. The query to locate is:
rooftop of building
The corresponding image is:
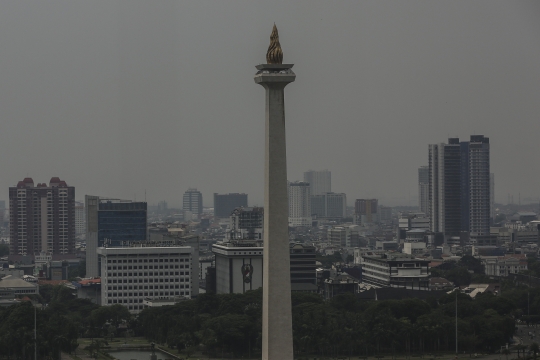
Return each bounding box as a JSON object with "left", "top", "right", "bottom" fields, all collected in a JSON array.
[
  {"left": 363, "top": 253, "right": 430, "bottom": 263},
  {"left": 324, "top": 273, "right": 359, "bottom": 284},
  {"left": 213, "top": 240, "right": 263, "bottom": 248},
  {"left": 78, "top": 278, "right": 101, "bottom": 286},
  {"left": 357, "top": 287, "right": 447, "bottom": 301},
  {"left": 0, "top": 275, "right": 39, "bottom": 289},
  {"left": 143, "top": 296, "right": 188, "bottom": 304},
  {"left": 430, "top": 277, "right": 453, "bottom": 285},
  {"left": 14, "top": 177, "right": 70, "bottom": 189}
]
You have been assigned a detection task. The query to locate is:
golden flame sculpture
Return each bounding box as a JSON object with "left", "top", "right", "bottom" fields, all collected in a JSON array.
[{"left": 266, "top": 24, "right": 283, "bottom": 64}]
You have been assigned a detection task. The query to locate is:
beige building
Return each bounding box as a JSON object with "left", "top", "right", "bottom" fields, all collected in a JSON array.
[{"left": 482, "top": 254, "right": 527, "bottom": 277}]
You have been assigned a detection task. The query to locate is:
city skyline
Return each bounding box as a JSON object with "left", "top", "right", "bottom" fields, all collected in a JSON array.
[{"left": 0, "top": 1, "right": 539, "bottom": 207}]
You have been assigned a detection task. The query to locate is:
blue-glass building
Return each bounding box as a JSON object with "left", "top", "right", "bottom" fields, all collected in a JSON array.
[
  {"left": 98, "top": 201, "right": 147, "bottom": 247},
  {"left": 86, "top": 196, "right": 147, "bottom": 277}
]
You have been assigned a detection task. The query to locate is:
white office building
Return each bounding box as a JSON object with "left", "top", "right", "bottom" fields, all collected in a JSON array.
[
  {"left": 288, "top": 181, "right": 312, "bottom": 227},
  {"left": 212, "top": 240, "right": 263, "bottom": 294},
  {"left": 303, "top": 170, "right": 331, "bottom": 196},
  {"left": 98, "top": 245, "right": 198, "bottom": 314}
]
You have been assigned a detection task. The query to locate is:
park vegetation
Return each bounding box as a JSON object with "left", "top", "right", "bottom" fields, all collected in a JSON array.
[
  {"left": 3, "top": 264, "right": 540, "bottom": 359},
  {"left": 136, "top": 288, "right": 523, "bottom": 359}
]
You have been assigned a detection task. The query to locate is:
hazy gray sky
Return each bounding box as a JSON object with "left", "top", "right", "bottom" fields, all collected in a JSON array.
[{"left": 1, "top": 1, "right": 539, "bottom": 207}]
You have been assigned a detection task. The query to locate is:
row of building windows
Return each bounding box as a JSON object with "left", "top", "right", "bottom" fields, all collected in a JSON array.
[
  {"left": 105, "top": 277, "right": 189, "bottom": 284},
  {"left": 107, "top": 284, "right": 190, "bottom": 291},
  {"left": 106, "top": 272, "right": 190, "bottom": 277},
  {"left": 107, "top": 264, "right": 188, "bottom": 270},
  {"left": 107, "top": 292, "right": 189, "bottom": 304},
  {"left": 107, "top": 258, "right": 188, "bottom": 263}
]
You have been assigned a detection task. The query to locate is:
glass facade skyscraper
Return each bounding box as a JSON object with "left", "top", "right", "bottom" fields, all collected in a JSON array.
[
  {"left": 98, "top": 201, "right": 147, "bottom": 247},
  {"left": 86, "top": 196, "right": 147, "bottom": 277}
]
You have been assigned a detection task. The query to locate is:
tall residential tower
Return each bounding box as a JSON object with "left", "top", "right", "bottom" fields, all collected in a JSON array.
[
  {"left": 428, "top": 135, "right": 491, "bottom": 244},
  {"left": 9, "top": 177, "right": 75, "bottom": 259}
]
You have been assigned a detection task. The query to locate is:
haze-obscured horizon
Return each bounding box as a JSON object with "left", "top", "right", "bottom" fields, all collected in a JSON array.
[{"left": 0, "top": 1, "right": 539, "bottom": 208}]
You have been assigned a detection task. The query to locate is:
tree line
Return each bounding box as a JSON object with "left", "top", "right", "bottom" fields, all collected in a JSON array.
[
  {"left": 3, "top": 277, "right": 540, "bottom": 359},
  {"left": 135, "top": 288, "right": 520, "bottom": 358}
]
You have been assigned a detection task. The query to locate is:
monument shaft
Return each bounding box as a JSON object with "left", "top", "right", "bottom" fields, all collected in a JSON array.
[{"left": 255, "top": 64, "right": 295, "bottom": 360}]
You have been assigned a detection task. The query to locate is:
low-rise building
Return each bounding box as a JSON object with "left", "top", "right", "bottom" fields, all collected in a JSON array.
[
  {"left": 483, "top": 254, "right": 527, "bottom": 277},
  {"left": 430, "top": 277, "right": 454, "bottom": 291},
  {"left": 324, "top": 273, "right": 359, "bottom": 299},
  {"left": 327, "top": 225, "right": 360, "bottom": 247},
  {"left": 0, "top": 275, "right": 39, "bottom": 296},
  {"left": 460, "top": 283, "right": 500, "bottom": 298},
  {"left": 74, "top": 278, "right": 101, "bottom": 305},
  {"left": 142, "top": 296, "right": 188, "bottom": 308},
  {"left": 362, "top": 254, "right": 430, "bottom": 291},
  {"left": 403, "top": 241, "right": 427, "bottom": 255}
]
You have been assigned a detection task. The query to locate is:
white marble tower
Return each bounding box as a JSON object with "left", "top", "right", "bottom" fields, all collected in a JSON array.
[{"left": 254, "top": 25, "right": 295, "bottom": 360}]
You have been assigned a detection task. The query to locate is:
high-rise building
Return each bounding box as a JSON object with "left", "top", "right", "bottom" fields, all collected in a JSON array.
[
  {"left": 213, "top": 193, "right": 248, "bottom": 218},
  {"left": 355, "top": 199, "right": 378, "bottom": 224},
  {"left": 418, "top": 166, "right": 429, "bottom": 215},
  {"left": 428, "top": 135, "right": 491, "bottom": 243},
  {"left": 490, "top": 173, "right": 495, "bottom": 223},
  {"left": 75, "top": 201, "right": 86, "bottom": 236},
  {"left": 9, "top": 177, "right": 75, "bottom": 259},
  {"left": 429, "top": 139, "right": 462, "bottom": 237},
  {"left": 310, "top": 195, "right": 326, "bottom": 217},
  {"left": 468, "top": 135, "right": 491, "bottom": 237},
  {"left": 326, "top": 193, "right": 347, "bottom": 218},
  {"left": 0, "top": 200, "right": 5, "bottom": 224},
  {"left": 183, "top": 188, "right": 203, "bottom": 215},
  {"left": 310, "top": 192, "right": 346, "bottom": 219},
  {"left": 288, "top": 181, "right": 312, "bottom": 227},
  {"left": 86, "top": 196, "right": 147, "bottom": 277},
  {"left": 303, "top": 170, "right": 331, "bottom": 196}
]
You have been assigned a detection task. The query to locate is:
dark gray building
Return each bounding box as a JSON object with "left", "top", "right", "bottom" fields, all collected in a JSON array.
[
  {"left": 85, "top": 196, "right": 147, "bottom": 277},
  {"left": 418, "top": 166, "right": 429, "bottom": 215},
  {"left": 290, "top": 243, "right": 317, "bottom": 292},
  {"left": 213, "top": 193, "right": 248, "bottom": 218},
  {"left": 182, "top": 188, "right": 203, "bottom": 215},
  {"left": 429, "top": 135, "right": 491, "bottom": 244}
]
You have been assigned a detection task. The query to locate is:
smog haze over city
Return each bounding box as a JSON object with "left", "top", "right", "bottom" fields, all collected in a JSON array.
[{"left": 0, "top": 1, "right": 539, "bottom": 207}]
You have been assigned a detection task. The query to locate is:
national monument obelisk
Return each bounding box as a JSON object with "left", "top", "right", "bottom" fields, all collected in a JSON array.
[{"left": 254, "top": 25, "right": 295, "bottom": 360}]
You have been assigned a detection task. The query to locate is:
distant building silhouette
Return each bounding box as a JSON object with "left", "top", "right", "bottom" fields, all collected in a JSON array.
[
  {"left": 303, "top": 170, "right": 331, "bottom": 196},
  {"left": 213, "top": 193, "right": 248, "bottom": 218}
]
